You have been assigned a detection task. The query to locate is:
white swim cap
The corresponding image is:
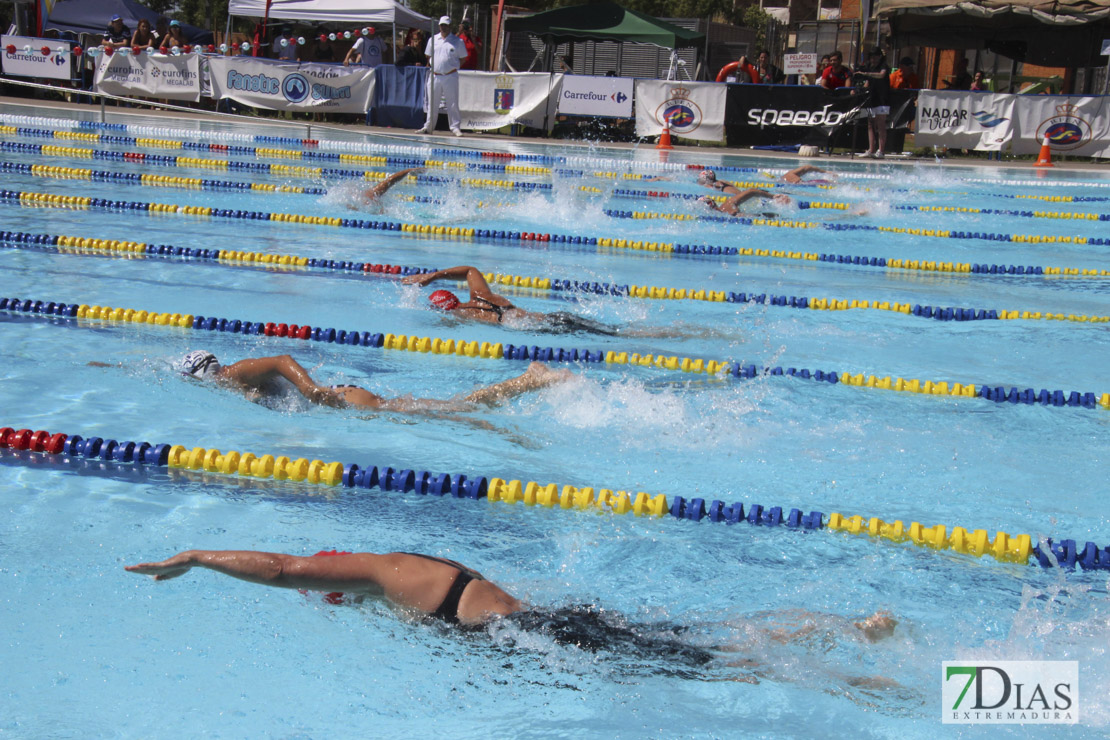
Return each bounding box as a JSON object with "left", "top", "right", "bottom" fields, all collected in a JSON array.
[{"left": 180, "top": 350, "right": 221, "bottom": 379}]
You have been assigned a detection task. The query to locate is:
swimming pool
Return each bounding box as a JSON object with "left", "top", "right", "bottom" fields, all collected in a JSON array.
[{"left": 1, "top": 103, "right": 1108, "bottom": 736}]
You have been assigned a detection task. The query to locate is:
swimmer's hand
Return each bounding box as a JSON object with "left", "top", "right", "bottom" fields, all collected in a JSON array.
[
  {"left": 401, "top": 272, "right": 437, "bottom": 287},
  {"left": 126, "top": 551, "right": 195, "bottom": 581}
]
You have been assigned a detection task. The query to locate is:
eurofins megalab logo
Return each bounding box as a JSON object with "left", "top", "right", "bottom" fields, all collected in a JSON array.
[
  {"left": 493, "top": 74, "right": 515, "bottom": 115},
  {"left": 282, "top": 73, "right": 310, "bottom": 103},
  {"left": 1037, "top": 103, "right": 1092, "bottom": 151},
  {"left": 656, "top": 86, "right": 702, "bottom": 134}
]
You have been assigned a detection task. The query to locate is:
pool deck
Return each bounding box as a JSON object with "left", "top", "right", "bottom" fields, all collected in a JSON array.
[{"left": 2, "top": 93, "right": 1107, "bottom": 173}]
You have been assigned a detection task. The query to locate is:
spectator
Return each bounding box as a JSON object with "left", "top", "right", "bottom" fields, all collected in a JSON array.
[
  {"left": 944, "top": 57, "right": 972, "bottom": 90},
  {"left": 396, "top": 30, "right": 427, "bottom": 67},
  {"left": 716, "top": 55, "right": 757, "bottom": 83},
  {"left": 889, "top": 57, "right": 920, "bottom": 89},
  {"left": 159, "top": 20, "right": 188, "bottom": 53},
  {"left": 153, "top": 16, "right": 169, "bottom": 45},
  {"left": 344, "top": 28, "right": 387, "bottom": 68},
  {"left": 130, "top": 18, "right": 156, "bottom": 52},
  {"left": 457, "top": 20, "right": 482, "bottom": 70},
  {"left": 755, "top": 49, "right": 784, "bottom": 84},
  {"left": 970, "top": 70, "right": 987, "bottom": 91},
  {"left": 812, "top": 54, "right": 830, "bottom": 85},
  {"left": 819, "top": 50, "right": 851, "bottom": 89},
  {"left": 854, "top": 48, "right": 891, "bottom": 159},
  {"left": 102, "top": 14, "right": 132, "bottom": 50},
  {"left": 310, "top": 30, "right": 335, "bottom": 63},
  {"left": 271, "top": 27, "right": 298, "bottom": 61},
  {"left": 421, "top": 16, "right": 466, "bottom": 136}
]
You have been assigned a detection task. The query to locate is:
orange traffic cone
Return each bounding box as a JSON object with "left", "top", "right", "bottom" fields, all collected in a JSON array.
[
  {"left": 1034, "top": 135, "right": 1053, "bottom": 167},
  {"left": 657, "top": 125, "right": 673, "bottom": 150}
]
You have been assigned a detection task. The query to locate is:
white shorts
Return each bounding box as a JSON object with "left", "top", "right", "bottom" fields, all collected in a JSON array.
[{"left": 866, "top": 106, "right": 890, "bottom": 117}]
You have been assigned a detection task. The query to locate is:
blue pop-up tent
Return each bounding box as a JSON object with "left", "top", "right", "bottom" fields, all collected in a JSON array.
[{"left": 45, "top": 0, "right": 215, "bottom": 44}]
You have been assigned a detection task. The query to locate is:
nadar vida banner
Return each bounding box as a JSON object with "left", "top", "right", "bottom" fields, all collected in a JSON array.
[{"left": 207, "top": 56, "right": 375, "bottom": 113}]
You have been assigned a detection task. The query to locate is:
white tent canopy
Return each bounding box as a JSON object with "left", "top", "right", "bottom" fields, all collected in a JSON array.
[{"left": 229, "top": 0, "right": 431, "bottom": 30}]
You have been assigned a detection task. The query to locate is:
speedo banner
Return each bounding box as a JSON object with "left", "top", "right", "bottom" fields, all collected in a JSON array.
[
  {"left": 457, "top": 72, "right": 563, "bottom": 131},
  {"left": 557, "top": 75, "right": 633, "bottom": 118},
  {"left": 724, "top": 85, "right": 916, "bottom": 147},
  {"left": 207, "top": 56, "right": 374, "bottom": 113},
  {"left": 94, "top": 52, "right": 201, "bottom": 102},
  {"left": 1, "top": 35, "right": 76, "bottom": 80},
  {"left": 915, "top": 91, "right": 1016, "bottom": 151},
  {"left": 1011, "top": 96, "right": 1110, "bottom": 159},
  {"left": 634, "top": 81, "right": 726, "bottom": 143}
]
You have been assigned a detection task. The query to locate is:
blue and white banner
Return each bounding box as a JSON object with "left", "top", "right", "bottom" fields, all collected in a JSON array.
[
  {"left": 634, "top": 80, "right": 726, "bottom": 143},
  {"left": 1011, "top": 96, "right": 1110, "bottom": 159},
  {"left": 557, "top": 75, "right": 633, "bottom": 118},
  {"left": 915, "top": 91, "right": 1015, "bottom": 151},
  {"left": 206, "top": 56, "right": 374, "bottom": 113},
  {"left": 1, "top": 35, "right": 76, "bottom": 80},
  {"left": 458, "top": 72, "right": 562, "bottom": 131},
  {"left": 94, "top": 52, "right": 202, "bottom": 101}
]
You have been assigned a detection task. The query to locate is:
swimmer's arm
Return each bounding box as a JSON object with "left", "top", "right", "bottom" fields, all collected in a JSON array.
[
  {"left": 221, "top": 355, "right": 343, "bottom": 407},
  {"left": 403, "top": 265, "right": 503, "bottom": 303},
  {"left": 87, "top": 361, "right": 122, "bottom": 368},
  {"left": 126, "top": 550, "right": 389, "bottom": 592}
]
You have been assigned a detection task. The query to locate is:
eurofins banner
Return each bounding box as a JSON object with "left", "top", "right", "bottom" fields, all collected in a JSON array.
[
  {"left": 557, "top": 75, "right": 633, "bottom": 118},
  {"left": 95, "top": 52, "right": 201, "bottom": 102},
  {"left": 458, "top": 72, "right": 562, "bottom": 132},
  {"left": 1013, "top": 96, "right": 1110, "bottom": 159},
  {"left": 915, "top": 91, "right": 1016, "bottom": 151},
  {"left": 1, "top": 34, "right": 75, "bottom": 81},
  {"left": 634, "top": 81, "right": 725, "bottom": 143},
  {"left": 207, "top": 57, "right": 374, "bottom": 113}
]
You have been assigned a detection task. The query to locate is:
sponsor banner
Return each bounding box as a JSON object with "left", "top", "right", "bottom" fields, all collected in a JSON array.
[
  {"left": 94, "top": 53, "right": 202, "bottom": 102},
  {"left": 915, "top": 91, "right": 1015, "bottom": 151},
  {"left": 1012, "top": 96, "right": 1110, "bottom": 158},
  {"left": 942, "top": 661, "right": 1078, "bottom": 724},
  {"left": 783, "top": 53, "right": 817, "bottom": 75},
  {"left": 634, "top": 81, "right": 726, "bottom": 143},
  {"left": 207, "top": 56, "right": 374, "bottom": 113},
  {"left": 1, "top": 35, "right": 75, "bottom": 80},
  {"left": 557, "top": 75, "right": 633, "bottom": 118},
  {"left": 458, "top": 72, "right": 563, "bottom": 131}
]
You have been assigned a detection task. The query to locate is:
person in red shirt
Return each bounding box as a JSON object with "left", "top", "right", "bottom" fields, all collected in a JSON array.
[
  {"left": 457, "top": 20, "right": 481, "bottom": 70},
  {"left": 819, "top": 50, "right": 852, "bottom": 89},
  {"left": 889, "top": 57, "right": 921, "bottom": 90}
]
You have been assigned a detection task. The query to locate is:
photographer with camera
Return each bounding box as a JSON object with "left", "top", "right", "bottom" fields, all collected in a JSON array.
[{"left": 853, "top": 48, "right": 891, "bottom": 159}]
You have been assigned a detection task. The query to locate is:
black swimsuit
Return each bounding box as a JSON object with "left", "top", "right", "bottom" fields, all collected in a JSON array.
[
  {"left": 469, "top": 295, "right": 508, "bottom": 323},
  {"left": 403, "top": 553, "right": 485, "bottom": 624}
]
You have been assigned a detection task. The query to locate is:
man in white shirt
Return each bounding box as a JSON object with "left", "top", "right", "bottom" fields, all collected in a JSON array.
[
  {"left": 344, "top": 29, "right": 386, "bottom": 68},
  {"left": 421, "top": 16, "right": 467, "bottom": 136},
  {"left": 271, "top": 27, "right": 298, "bottom": 61}
]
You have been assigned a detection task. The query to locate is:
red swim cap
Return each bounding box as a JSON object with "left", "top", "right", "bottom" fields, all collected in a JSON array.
[
  {"left": 429, "top": 289, "right": 460, "bottom": 311},
  {"left": 311, "top": 550, "right": 351, "bottom": 604}
]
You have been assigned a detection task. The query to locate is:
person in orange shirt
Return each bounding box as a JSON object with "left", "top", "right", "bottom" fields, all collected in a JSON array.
[{"left": 889, "top": 57, "right": 921, "bottom": 90}]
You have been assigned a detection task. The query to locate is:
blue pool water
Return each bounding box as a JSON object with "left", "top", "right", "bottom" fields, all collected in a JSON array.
[{"left": 1, "top": 104, "right": 1108, "bottom": 737}]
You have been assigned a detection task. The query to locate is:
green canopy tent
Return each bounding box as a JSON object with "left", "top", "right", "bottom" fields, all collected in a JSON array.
[{"left": 502, "top": 1, "right": 705, "bottom": 75}]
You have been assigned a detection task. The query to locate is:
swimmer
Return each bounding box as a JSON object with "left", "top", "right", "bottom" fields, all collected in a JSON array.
[
  {"left": 172, "top": 351, "right": 571, "bottom": 413},
  {"left": 696, "top": 168, "right": 742, "bottom": 195},
  {"left": 127, "top": 548, "right": 899, "bottom": 671},
  {"left": 402, "top": 265, "right": 621, "bottom": 336},
  {"left": 360, "top": 167, "right": 425, "bottom": 210},
  {"left": 781, "top": 165, "right": 836, "bottom": 185},
  {"left": 699, "top": 188, "right": 791, "bottom": 217}
]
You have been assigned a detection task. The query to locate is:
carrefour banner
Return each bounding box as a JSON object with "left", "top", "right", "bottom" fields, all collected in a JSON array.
[
  {"left": 457, "top": 72, "right": 562, "bottom": 131},
  {"left": 1, "top": 35, "right": 75, "bottom": 80},
  {"left": 207, "top": 56, "right": 374, "bottom": 113},
  {"left": 94, "top": 52, "right": 201, "bottom": 101},
  {"left": 557, "top": 75, "right": 633, "bottom": 118},
  {"left": 915, "top": 91, "right": 1016, "bottom": 151},
  {"left": 1011, "top": 96, "right": 1110, "bottom": 159},
  {"left": 634, "top": 81, "right": 726, "bottom": 143}
]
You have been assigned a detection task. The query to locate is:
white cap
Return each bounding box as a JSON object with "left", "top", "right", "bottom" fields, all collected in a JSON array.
[{"left": 438, "top": 15, "right": 451, "bottom": 26}]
